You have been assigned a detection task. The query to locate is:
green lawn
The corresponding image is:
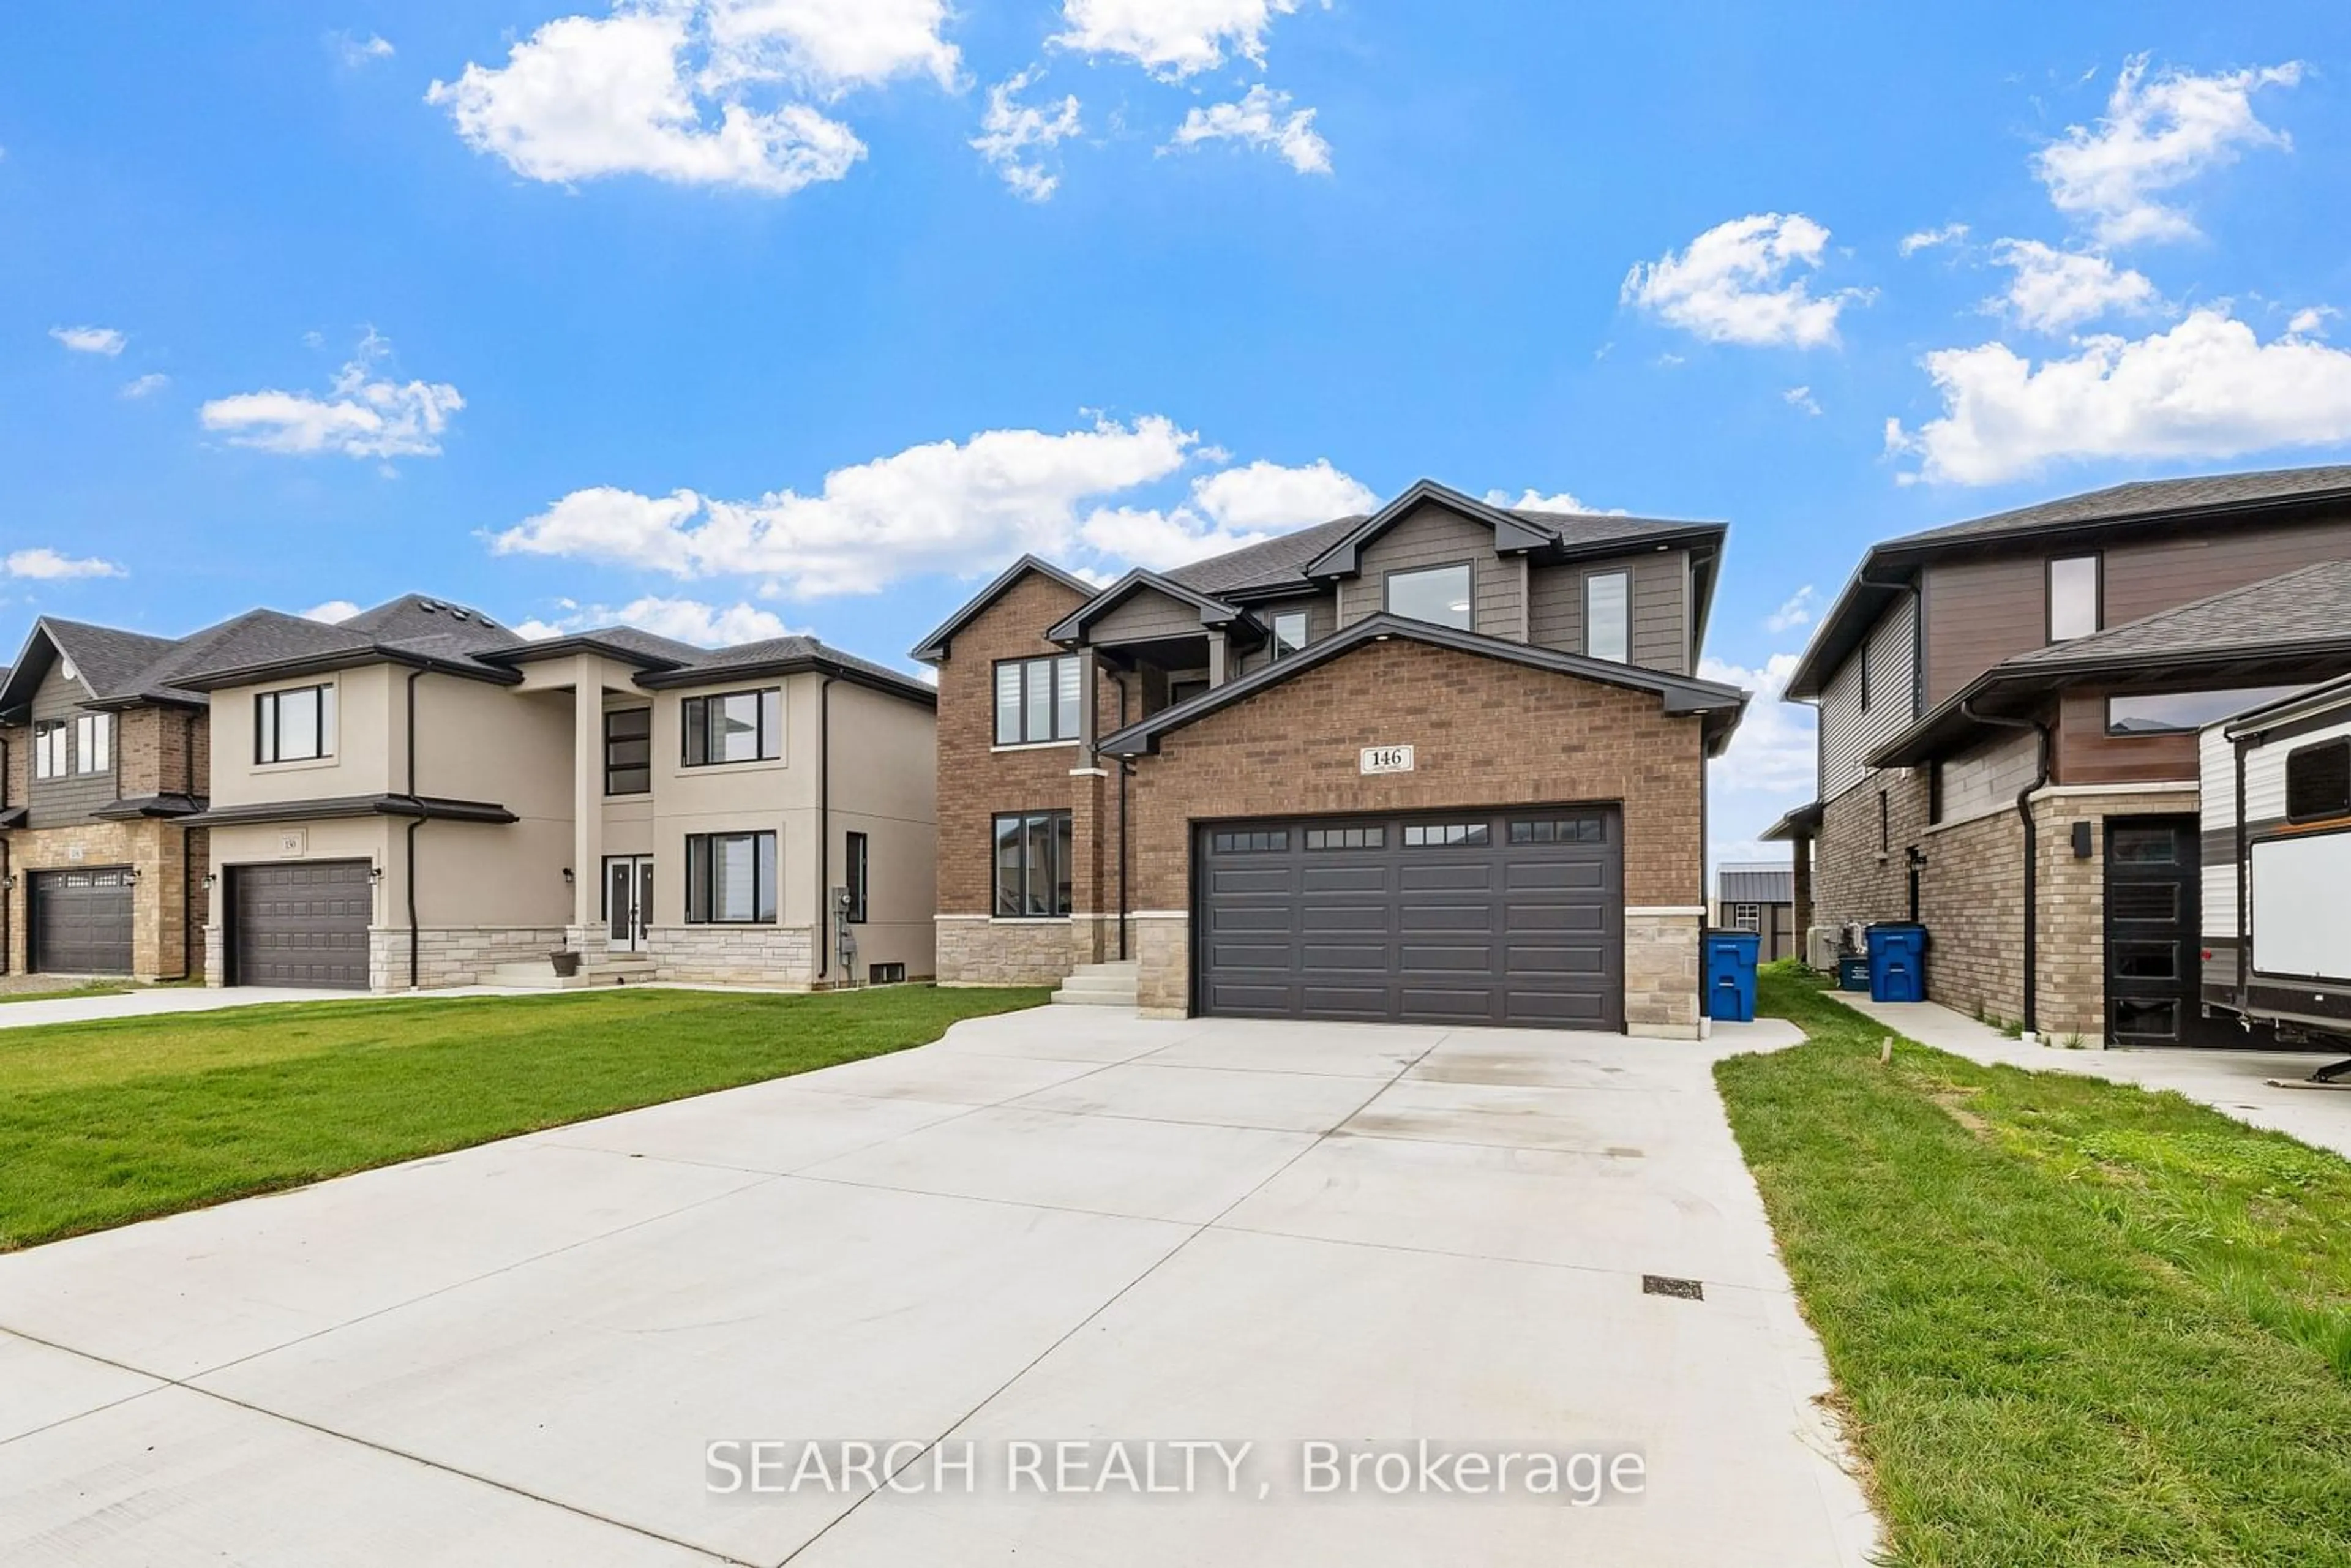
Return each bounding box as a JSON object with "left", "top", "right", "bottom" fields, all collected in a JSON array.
[
  {"left": 0, "top": 985, "right": 1048, "bottom": 1250},
  {"left": 1718, "top": 964, "right": 2351, "bottom": 1565},
  {"left": 0, "top": 981, "right": 133, "bottom": 1005}
]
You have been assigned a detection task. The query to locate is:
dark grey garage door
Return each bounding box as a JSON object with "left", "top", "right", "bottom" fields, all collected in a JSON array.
[
  {"left": 231, "top": 861, "right": 372, "bottom": 989},
  {"left": 1197, "top": 806, "right": 1623, "bottom": 1030},
  {"left": 30, "top": 868, "right": 133, "bottom": 975}
]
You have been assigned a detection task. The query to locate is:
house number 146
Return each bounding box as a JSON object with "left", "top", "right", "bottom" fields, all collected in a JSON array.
[{"left": 1360, "top": 745, "right": 1415, "bottom": 775}]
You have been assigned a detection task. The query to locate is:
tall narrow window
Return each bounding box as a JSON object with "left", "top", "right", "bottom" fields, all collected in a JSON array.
[
  {"left": 684, "top": 830, "right": 777, "bottom": 922},
  {"left": 2049, "top": 555, "right": 2101, "bottom": 642},
  {"left": 1385, "top": 564, "right": 1473, "bottom": 630},
  {"left": 1271, "top": 610, "right": 1310, "bottom": 659},
  {"left": 992, "top": 655, "right": 1083, "bottom": 745},
  {"left": 1878, "top": 790, "right": 1891, "bottom": 852},
  {"left": 681, "top": 689, "right": 781, "bottom": 766},
  {"left": 844, "top": 830, "right": 869, "bottom": 924},
  {"left": 603, "top": 708, "right": 652, "bottom": 794},
  {"left": 70, "top": 713, "right": 111, "bottom": 775},
  {"left": 1585, "top": 571, "right": 1630, "bottom": 662},
  {"left": 32, "top": 720, "right": 66, "bottom": 779},
  {"left": 255, "top": 683, "right": 336, "bottom": 763}
]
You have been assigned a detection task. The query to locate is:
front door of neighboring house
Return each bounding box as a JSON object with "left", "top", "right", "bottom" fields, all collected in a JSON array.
[
  {"left": 606, "top": 855, "right": 653, "bottom": 952},
  {"left": 2104, "top": 816, "right": 2224, "bottom": 1047}
]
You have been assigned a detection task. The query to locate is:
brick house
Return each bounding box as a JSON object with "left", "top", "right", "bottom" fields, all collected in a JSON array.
[
  {"left": 913, "top": 479, "right": 1748, "bottom": 1037},
  {"left": 2, "top": 597, "right": 934, "bottom": 993},
  {"left": 1770, "top": 465, "right": 2351, "bottom": 1046}
]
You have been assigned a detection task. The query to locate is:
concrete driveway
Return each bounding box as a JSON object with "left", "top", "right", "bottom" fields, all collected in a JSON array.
[{"left": 0, "top": 1007, "right": 1875, "bottom": 1567}]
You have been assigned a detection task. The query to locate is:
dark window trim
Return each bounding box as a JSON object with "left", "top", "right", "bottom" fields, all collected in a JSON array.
[
  {"left": 992, "top": 655, "right": 1082, "bottom": 746},
  {"left": 72, "top": 712, "right": 113, "bottom": 776},
  {"left": 2104, "top": 686, "right": 2308, "bottom": 738},
  {"left": 32, "top": 718, "right": 67, "bottom": 780},
  {"left": 1857, "top": 636, "right": 1872, "bottom": 712},
  {"left": 603, "top": 706, "right": 653, "bottom": 795},
  {"left": 991, "top": 808, "right": 1074, "bottom": 918},
  {"left": 844, "top": 830, "right": 869, "bottom": 923},
  {"left": 254, "top": 681, "right": 336, "bottom": 765},
  {"left": 2285, "top": 738, "right": 2351, "bottom": 824},
  {"left": 1384, "top": 560, "right": 1476, "bottom": 632},
  {"left": 1583, "top": 568, "right": 1632, "bottom": 664},
  {"left": 681, "top": 688, "right": 782, "bottom": 768},
  {"left": 1878, "top": 789, "right": 1891, "bottom": 852},
  {"left": 1270, "top": 610, "right": 1310, "bottom": 661},
  {"left": 2046, "top": 551, "right": 2104, "bottom": 643},
  {"left": 1927, "top": 761, "right": 1944, "bottom": 825},
  {"left": 683, "top": 829, "right": 778, "bottom": 923}
]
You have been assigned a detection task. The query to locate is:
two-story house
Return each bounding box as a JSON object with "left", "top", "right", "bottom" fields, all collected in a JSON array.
[
  {"left": 2, "top": 595, "right": 936, "bottom": 992},
  {"left": 0, "top": 620, "right": 211, "bottom": 981},
  {"left": 913, "top": 479, "right": 1749, "bottom": 1037},
  {"left": 1772, "top": 464, "right": 2351, "bottom": 1046}
]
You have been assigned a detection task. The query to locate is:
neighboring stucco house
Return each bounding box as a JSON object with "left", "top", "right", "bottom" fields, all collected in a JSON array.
[
  {"left": 0, "top": 620, "right": 211, "bottom": 981},
  {"left": 913, "top": 479, "right": 1748, "bottom": 1038},
  {"left": 3, "top": 595, "right": 935, "bottom": 993},
  {"left": 1771, "top": 465, "right": 2351, "bottom": 1046}
]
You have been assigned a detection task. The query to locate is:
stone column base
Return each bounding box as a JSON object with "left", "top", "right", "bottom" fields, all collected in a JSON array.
[
  {"left": 935, "top": 914, "right": 1079, "bottom": 986},
  {"left": 1624, "top": 908, "right": 1703, "bottom": 1039},
  {"left": 1133, "top": 912, "right": 1189, "bottom": 1016}
]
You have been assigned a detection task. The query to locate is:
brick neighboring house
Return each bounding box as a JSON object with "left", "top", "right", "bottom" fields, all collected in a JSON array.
[
  {"left": 914, "top": 479, "right": 1748, "bottom": 1038},
  {"left": 1771, "top": 464, "right": 2351, "bottom": 1046},
  {"left": 0, "top": 620, "right": 212, "bottom": 981},
  {"left": 2, "top": 596, "right": 936, "bottom": 993}
]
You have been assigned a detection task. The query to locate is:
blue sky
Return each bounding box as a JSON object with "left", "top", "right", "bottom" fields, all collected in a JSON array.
[{"left": 4, "top": 1, "right": 2349, "bottom": 860}]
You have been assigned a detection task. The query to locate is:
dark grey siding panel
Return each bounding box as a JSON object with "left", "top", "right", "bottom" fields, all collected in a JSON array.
[
  {"left": 1526, "top": 550, "right": 1690, "bottom": 675},
  {"left": 1233, "top": 592, "right": 1337, "bottom": 676},
  {"left": 28, "top": 663, "right": 115, "bottom": 828},
  {"left": 1341, "top": 502, "right": 1522, "bottom": 638},
  {"left": 1819, "top": 595, "right": 1919, "bottom": 800},
  {"left": 1091, "top": 588, "right": 1205, "bottom": 645}
]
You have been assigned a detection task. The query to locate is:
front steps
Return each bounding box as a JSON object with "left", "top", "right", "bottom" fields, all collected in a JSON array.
[
  {"left": 1051, "top": 959, "right": 1139, "bottom": 1008},
  {"left": 487, "top": 952, "right": 658, "bottom": 990}
]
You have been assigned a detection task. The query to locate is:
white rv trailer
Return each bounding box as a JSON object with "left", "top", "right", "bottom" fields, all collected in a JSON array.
[{"left": 2200, "top": 672, "right": 2351, "bottom": 1079}]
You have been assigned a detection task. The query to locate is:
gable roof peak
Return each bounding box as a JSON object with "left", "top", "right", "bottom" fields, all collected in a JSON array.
[{"left": 909, "top": 553, "right": 1097, "bottom": 664}]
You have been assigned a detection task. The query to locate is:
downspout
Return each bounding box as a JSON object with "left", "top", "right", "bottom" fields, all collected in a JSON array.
[
  {"left": 168, "top": 706, "right": 200, "bottom": 982},
  {"left": 1117, "top": 679, "right": 1130, "bottom": 962},
  {"left": 1, "top": 735, "right": 11, "bottom": 975},
  {"left": 1962, "top": 697, "right": 2052, "bottom": 1033},
  {"left": 1697, "top": 720, "right": 1710, "bottom": 1030},
  {"left": 816, "top": 675, "right": 834, "bottom": 982},
  {"left": 407, "top": 668, "right": 425, "bottom": 991}
]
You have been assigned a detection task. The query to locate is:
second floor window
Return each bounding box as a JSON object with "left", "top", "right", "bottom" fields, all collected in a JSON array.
[
  {"left": 1386, "top": 563, "right": 1472, "bottom": 631},
  {"left": 604, "top": 707, "right": 652, "bottom": 794},
  {"left": 685, "top": 830, "right": 777, "bottom": 923},
  {"left": 683, "top": 689, "right": 781, "bottom": 766},
  {"left": 33, "top": 720, "right": 66, "bottom": 779},
  {"left": 2049, "top": 555, "right": 2101, "bottom": 642},
  {"left": 256, "top": 683, "right": 336, "bottom": 763},
  {"left": 74, "top": 713, "right": 111, "bottom": 775},
  {"left": 1270, "top": 610, "right": 1310, "bottom": 659},
  {"left": 995, "top": 655, "right": 1081, "bottom": 745},
  {"left": 1585, "top": 571, "right": 1630, "bottom": 663}
]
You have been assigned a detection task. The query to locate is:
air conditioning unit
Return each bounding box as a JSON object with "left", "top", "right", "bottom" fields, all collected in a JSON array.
[{"left": 1805, "top": 927, "right": 1842, "bottom": 972}]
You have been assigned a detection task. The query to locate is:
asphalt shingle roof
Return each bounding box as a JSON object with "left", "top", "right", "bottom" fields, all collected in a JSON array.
[
  {"left": 1161, "top": 506, "right": 1707, "bottom": 599},
  {"left": 2001, "top": 559, "right": 2351, "bottom": 669},
  {"left": 39, "top": 618, "right": 184, "bottom": 699},
  {"left": 1888, "top": 463, "right": 2351, "bottom": 549}
]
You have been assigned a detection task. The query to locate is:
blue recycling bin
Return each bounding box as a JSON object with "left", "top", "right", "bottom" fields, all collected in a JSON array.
[
  {"left": 1866, "top": 923, "right": 1928, "bottom": 1003},
  {"left": 1703, "top": 930, "right": 1761, "bottom": 1022}
]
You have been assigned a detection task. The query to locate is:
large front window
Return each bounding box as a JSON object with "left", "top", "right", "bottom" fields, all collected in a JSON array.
[
  {"left": 32, "top": 720, "right": 66, "bottom": 779},
  {"left": 1585, "top": 571, "right": 1630, "bottom": 663},
  {"left": 604, "top": 707, "right": 652, "bottom": 793},
  {"left": 1385, "top": 563, "right": 1472, "bottom": 630},
  {"left": 255, "top": 683, "right": 336, "bottom": 763},
  {"left": 994, "top": 655, "right": 1082, "bottom": 745},
  {"left": 2049, "top": 555, "right": 2101, "bottom": 642},
  {"left": 993, "top": 811, "right": 1073, "bottom": 917},
  {"left": 74, "top": 713, "right": 111, "bottom": 774},
  {"left": 685, "top": 830, "right": 777, "bottom": 923},
  {"left": 682, "top": 689, "right": 781, "bottom": 766}
]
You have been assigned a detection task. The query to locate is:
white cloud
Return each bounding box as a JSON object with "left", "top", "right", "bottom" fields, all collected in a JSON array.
[
  {"left": 1168, "top": 85, "right": 1329, "bottom": 174},
  {"left": 1989, "top": 238, "right": 2162, "bottom": 332},
  {"left": 1897, "top": 222, "right": 1970, "bottom": 257},
  {"left": 300, "top": 599, "right": 362, "bottom": 623},
  {"left": 119, "top": 372, "right": 170, "bottom": 399},
  {"left": 1078, "top": 457, "right": 1371, "bottom": 570},
  {"left": 1621, "top": 214, "right": 1865, "bottom": 349},
  {"left": 1765, "top": 585, "right": 1817, "bottom": 632},
  {"left": 331, "top": 30, "right": 395, "bottom": 67},
  {"left": 200, "top": 330, "right": 463, "bottom": 460},
  {"left": 2288, "top": 306, "right": 2337, "bottom": 337},
  {"left": 1053, "top": 0, "right": 1300, "bottom": 79},
  {"left": 51, "top": 325, "right": 126, "bottom": 356},
  {"left": 1701, "top": 651, "right": 1817, "bottom": 859},
  {"left": 1783, "top": 385, "right": 1821, "bottom": 416},
  {"left": 972, "top": 70, "right": 1081, "bottom": 201},
  {"left": 492, "top": 416, "right": 1207, "bottom": 594},
  {"left": 2033, "top": 56, "right": 2302, "bottom": 244},
  {"left": 1485, "top": 487, "right": 1621, "bottom": 516},
  {"left": 517, "top": 594, "right": 796, "bottom": 645},
  {"left": 6, "top": 548, "right": 125, "bottom": 580},
  {"left": 426, "top": 5, "right": 878, "bottom": 196},
  {"left": 1888, "top": 307, "right": 2351, "bottom": 485},
  {"left": 699, "top": 0, "right": 959, "bottom": 95}
]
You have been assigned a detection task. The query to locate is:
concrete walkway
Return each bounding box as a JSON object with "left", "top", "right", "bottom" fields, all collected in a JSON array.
[
  {"left": 1840, "top": 994, "right": 2351, "bottom": 1161},
  {"left": 0, "top": 1008, "right": 1876, "bottom": 1567},
  {"left": 0, "top": 982, "right": 554, "bottom": 1031}
]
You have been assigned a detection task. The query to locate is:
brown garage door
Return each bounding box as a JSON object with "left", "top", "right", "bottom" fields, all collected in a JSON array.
[
  {"left": 30, "top": 868, "right": 133, "bottom": 975},
  {"left": 231, "top": 861, "right": 372, "bottom": 989},
  {"left": 1196, "top": 806, "right": 1624, "bottom": 1030}
]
